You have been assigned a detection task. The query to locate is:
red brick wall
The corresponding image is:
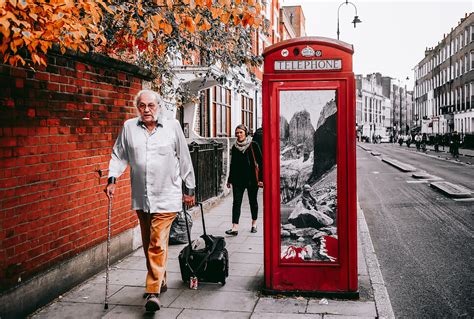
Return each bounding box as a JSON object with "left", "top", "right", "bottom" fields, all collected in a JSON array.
[{"left": 0, "top": 52, "right": 153, "bottom": 291}]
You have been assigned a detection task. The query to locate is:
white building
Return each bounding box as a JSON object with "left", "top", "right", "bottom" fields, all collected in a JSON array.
[
  {"left": 414, "top": 12, "right": 473, "bottom": 135},
  {"left": 356, "top": 73, "right": 390, "bottom": 140}
]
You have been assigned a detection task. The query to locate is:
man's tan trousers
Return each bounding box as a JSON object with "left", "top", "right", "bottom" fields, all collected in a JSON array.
[{"left": 137, "top": 211, "right": 177, "bottom": 294}]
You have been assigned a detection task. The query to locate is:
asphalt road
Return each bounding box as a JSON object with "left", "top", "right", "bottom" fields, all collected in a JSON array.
[{"left": 357, "top": 143, "right": 473, "bottom": 318}]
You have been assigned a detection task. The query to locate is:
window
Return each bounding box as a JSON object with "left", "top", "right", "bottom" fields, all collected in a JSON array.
[
  {"left": 465, "top": 53, "right": 469, "bottom": 73},
  {"left": 369, "top": 98, "right": 372, "bottom": 123},
  {"left": 212, "top": 86, "right": 231, "bottom": 137},
  {"left": 241, "top": 96, "right": 254, "bottom": 133},
  {"left": 364, "top": 96, "right": 368, "bottom": 122},
  {"left": 471, "top": 51, "right": 474, "bottom": 70},
  {"left": 199, "top": 89, "right": 211, "bottom": 137},
  {"left": 470, "top": 82, "right": 474, "bottom": 108}
]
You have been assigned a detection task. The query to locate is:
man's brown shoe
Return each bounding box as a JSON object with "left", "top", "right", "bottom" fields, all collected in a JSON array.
[
  {"left": 145, "top": 294, "right": 160, "bottom": 312},
  {"left": 160, "top": 284, "right": 167, "bottom": 294}
]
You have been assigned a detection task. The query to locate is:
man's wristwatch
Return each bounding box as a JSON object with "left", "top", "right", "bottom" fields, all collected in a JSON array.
[{"left": 107, "top": 177, "right": 116, "bottom": 185}]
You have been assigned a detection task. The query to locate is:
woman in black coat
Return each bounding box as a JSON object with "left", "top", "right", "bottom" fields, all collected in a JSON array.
[{"left": 226, "top": 124, "right": 263, "bottom": 236}]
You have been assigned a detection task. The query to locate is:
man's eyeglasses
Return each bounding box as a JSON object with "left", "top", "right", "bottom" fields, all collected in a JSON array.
[{"left": 138, "top": 103, "right": 158, "bottom": 111}]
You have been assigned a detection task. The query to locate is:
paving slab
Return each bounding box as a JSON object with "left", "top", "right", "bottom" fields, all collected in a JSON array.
[
  {"left": 251, "top": 313, "right": 321, "bottom": 319},
  {"left": 107, "top": 286, "right": 183, "bottom": 307},
  {"left": 61, "top": 282, "right": 122, "bottom": 304},
  {"left": 229, "top": 251, "right": 264, "bottom": 264},
  {"left": 306, "top": 300, "right": 376, "bottom": 317},
  {"left": 177, "top": 309, "right": 251, "bottom": 319},
  {"left": 190, "top": 275, "right": 263, "bottom": 292},
  {"left": 102, "top": 305, "right": 182, "bottom": 318},
  {"left": 89, "top": 268, "right": 146, "bottom": 286},
  {"left": 226, "top": 243, "right": 264, "bottom": 254},
  {"left": 113, "top": 256, "right": 145, "bottom": 271},
  {"left": 229, "top": 262, "right": 262, "bottom": 276},
  {"left": 31, "top": 302, "right": 108, "bottom": 319},
  {"left": 325, "top": 316, "right": 375, "bottom": 319},
  {"left": 162, "top": 271, "right": 188, "bottom": 289},
  {"left": 169, "top": 290, "right": 258, "bottom": 312},
  {"left": 253, "top": 296, "right": 308, "bottom": 313}
]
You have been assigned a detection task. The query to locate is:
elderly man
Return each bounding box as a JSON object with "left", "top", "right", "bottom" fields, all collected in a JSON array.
[{"left": 105, "top": 89, "right": 195, "bottom": 312}]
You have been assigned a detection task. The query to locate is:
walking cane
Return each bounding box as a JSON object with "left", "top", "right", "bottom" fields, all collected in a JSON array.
[{"left": 104, "top": 196, "right": 112, "bottom": 310}]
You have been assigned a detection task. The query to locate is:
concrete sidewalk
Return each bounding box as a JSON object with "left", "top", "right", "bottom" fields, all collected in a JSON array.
[{"left": 30, "top": 193, "right": 393, "bottom": 318}]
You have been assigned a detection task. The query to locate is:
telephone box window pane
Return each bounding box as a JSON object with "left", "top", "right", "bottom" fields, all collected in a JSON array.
[{"left": 279, "top": 90, "right": 338, "bottom": 263}]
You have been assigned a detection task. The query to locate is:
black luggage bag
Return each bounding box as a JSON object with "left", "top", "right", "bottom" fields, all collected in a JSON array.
[{"left": 178, "top": 203, "right": 229, "bottom": 286}]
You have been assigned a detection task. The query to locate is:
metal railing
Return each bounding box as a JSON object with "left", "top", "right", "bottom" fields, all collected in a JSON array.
[{"left": 188, "top": 140, "right": 224, "bottom": 202}]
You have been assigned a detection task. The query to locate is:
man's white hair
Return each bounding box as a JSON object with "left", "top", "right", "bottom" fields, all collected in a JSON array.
[{"left": 134, "top": 89, "right": 163, "bottom": 108}]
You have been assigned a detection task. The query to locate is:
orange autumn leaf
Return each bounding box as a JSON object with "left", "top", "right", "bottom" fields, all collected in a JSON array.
[
  {"left": 151, "top": 14, "right": 162, "bottom": 28},
  {"left": 233, "top": 14, "right": 240, "bottom": 25},
  {"left": 241, "top": 13, "right": 254, "bottom": 27},
  {"left": 199, "top": 19, "right": 211, "bottom": 31},
  {"left": 194, "top": 0, "right": 205, "bottom": 7},
  {"left": 183, "top": 16, "right": 195, "bottom": 33},
  {"left": 0, "top": 0, "right": 265, "bottom": 76},
  {"left": 129, "top": 20, "right": 139, "bottom": 33},
  {"left": 194, "top": 13, "right": 202, "bottom": 24},
  {"left": 221, "top": 12, "right": 230, "bottom": 24},
  {"left": 211, "top": 7, "right": 222, "bottom": 19}
]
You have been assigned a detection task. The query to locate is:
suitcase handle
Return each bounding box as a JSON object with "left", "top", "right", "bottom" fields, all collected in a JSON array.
[
  {"left": 183, "top": 202, "right": 207, "bottom": 247},
  {"left": 182, "top": 203, "right": 217, "bottom": 276},
  {"left": 182, "top": 203, "right": 193, "bottom": 250}
]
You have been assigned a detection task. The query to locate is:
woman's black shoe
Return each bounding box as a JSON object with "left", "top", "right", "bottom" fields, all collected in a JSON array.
[
  {"left": 225, "top": 229, "right": 238, "bottom": 236},
  {"left": 251, "top": 226, "right": 257, "bottom": 233}
]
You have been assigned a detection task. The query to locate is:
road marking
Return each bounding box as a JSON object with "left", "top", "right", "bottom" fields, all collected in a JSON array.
[
  {"left": 371, "top": 171, "right": 379, "bottom": 174},
  {"left": 407, "top": 180, "right": 428, "bottom": 184}
]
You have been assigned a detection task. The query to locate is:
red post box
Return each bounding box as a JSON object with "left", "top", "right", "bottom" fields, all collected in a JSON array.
[{"left": 262, "top": 37, "right": 357, "bottom": 297}]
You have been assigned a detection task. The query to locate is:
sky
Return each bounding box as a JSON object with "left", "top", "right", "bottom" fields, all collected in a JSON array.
[{"left": 280, "top": 0, "right": 473, "bottom": 89}]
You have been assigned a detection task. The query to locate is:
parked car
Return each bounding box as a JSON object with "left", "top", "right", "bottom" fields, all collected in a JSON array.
[{"left": 380, "top": 135, "right": 390, "bottom": 143}]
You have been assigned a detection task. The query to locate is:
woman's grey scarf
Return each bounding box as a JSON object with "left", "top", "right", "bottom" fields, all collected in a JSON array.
[{"left": 235, "top": 136, "right": 252, "bottom": 153}]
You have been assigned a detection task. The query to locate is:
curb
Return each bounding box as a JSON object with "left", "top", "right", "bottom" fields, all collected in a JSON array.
[{"left": 357, "top": 202, "right": 395, "bottom": 319}]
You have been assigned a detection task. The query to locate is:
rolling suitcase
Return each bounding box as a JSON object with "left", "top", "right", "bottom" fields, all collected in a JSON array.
[{"left": 178, "top": 202, "right": 229, "bottom": 286}]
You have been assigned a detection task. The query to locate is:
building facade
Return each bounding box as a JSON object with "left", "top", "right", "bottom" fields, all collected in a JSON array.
[
  {"left": 414, "top": 12, "right": 474, "bottom": 135},
  {"left": 356, "top": 73, "right": 389, "bottom": 140},
  {"left": 280, "top": 6, "right": 306, "bottom": 40},
  {"left": 356, "top": 73, "right": 413, "bottom": 141},
  {"left": 381, "top": 76, "right": 413, "bottom": 138},
  {"left": 174, "top": 2, "right": 306, "bottom": 139}
]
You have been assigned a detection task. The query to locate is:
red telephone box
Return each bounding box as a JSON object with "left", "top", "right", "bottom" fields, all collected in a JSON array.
[{"left": 262, "top": 37, "right": 357, "bottom": 297}]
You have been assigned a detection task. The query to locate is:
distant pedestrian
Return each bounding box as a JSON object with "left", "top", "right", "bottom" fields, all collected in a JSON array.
[
  {"left": 421, "top": 133, "right": 427, "bottom": 152},
  {"left": 434, "top": 134, "right": 440, "bottom": 152},
  {"left": 226, "top": 124, "right": 263, "bottom": 235},
  {"left": 415, "top": 133, "right": 421, "bottom": 150},
  {"left": 105, "top": 89, "right": 195, "bottom": 313},
  {"left": 253, "top": 127, "right": 263, "bottom": 154},
  {"left": 452, "top": 131, "right": 460, "bottom": 158}
]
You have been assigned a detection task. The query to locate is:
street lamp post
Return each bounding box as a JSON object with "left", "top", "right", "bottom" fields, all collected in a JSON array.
[{"left": 337, "top": 0, "right": 362, "bottom": 40}]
